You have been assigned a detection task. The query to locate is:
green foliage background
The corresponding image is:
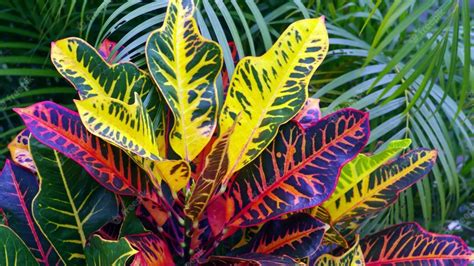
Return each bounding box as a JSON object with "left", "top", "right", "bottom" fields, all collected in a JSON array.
[{"left": 0, "top": 0, "right": 472, "bottom": 245}]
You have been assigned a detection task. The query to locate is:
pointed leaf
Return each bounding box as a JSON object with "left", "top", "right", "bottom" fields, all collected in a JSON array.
[
  {"left": 30, "top": 138, "right": 119, "bottom": 265},
  {"left": 7, "top": 129, "right": 36, "bottom": 172},
  {"left": 75, "top": 94, "right": 160, "bottom": 160},
  {"left": 85, "top": 235, "right": 137, "bottom": 266},
  {"left": 201, "top": 254, "right": 299, "bottom": 265},
  {"left": 0, "top": 160, "right": 55, "bottom": 264},
  {"left": 292, "top": 98, "right": 322, "bottom": 129},
  {"left": 324, "top": 149, "right": 437, "bottom": 224},
  {"left": 228, "top": 109, "right": 369, "bottom": 227},
  {"left": 219, "top": 16, "right": 328, "bottom": 172},
  {"left": 126, "top": 233, "right": 175, "bottom": 266},
  {"left": 360, "top": 223, "right": 473, "bottom": 265},
  {"left": 146, "top": 0, "right": 222, "bottom": 160},
  {"left": 14, "top": 101, "right": 155, "bottom": 198},
  {"left": 239, "top": 213, "right": 327, "bottom": 259},
  {"left": 316, "top": 235, "right": 365, "bottom": 266},
  {"left": 0, "top": 225, "right": 38, "bottom": 266}
]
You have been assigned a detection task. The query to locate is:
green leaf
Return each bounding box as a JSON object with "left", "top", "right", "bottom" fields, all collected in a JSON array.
[
  {"left": 85, "top": 235, "right": 137, "bottom": 266},
  {"left": 0, "top": 225, "right": 39, "bottom": 266},
  {"left": 30, "top": 138, "right": 119, "bottom": 265}
]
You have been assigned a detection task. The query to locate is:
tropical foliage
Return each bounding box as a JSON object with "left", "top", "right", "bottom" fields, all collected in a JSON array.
[{"left": 0, "top": 0, "right": 472, "bottom": 265}]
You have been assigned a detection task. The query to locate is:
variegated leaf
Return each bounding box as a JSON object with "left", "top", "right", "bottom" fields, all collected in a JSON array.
[
  {"left": 30, "top": 138, "right": 119, "bottom": 265},
  {"left": 146, "top": 0, "right": 222, "bottom": 161},
  {"left": 309, "top": 206, "right": 348, "bottom": 248},
  {"left": 228, "top": 109, "right": 369, "bottom": 227},
  {"left": 153, "top": 159, "right": 191, "bottom": 193},
  {"left": 361, "top": 223, "right": 473, "bottom": 265},
  {"left": 0, "top": 225, "right": 39, "bottom": 266},
  {"left": 7, "top": 129, "right": 36, "bottom": 172},
  {"left": 292, "top": 98, "right": 321, "bottom": 129},
  {"left": 85, "top": 235, "right": 137, "bottom": 266},
  {"left": 201, "top": 254, "right": 300, "bottom": 265},
  {"left": 316, "top": 235, "right": 365, "bottom": 266},
  {"left": 323, "top": 148, "right": 437, "bottom": 224},
  {"left": 75, "top": 94, "right": 160, "bottom": 160},
  {"left": 219, "top": 16, "right": 328, "bottom": 173},
  {"left": 14, "top": 102, "right": 154, "bottom": 198},
  {"left": 238, "top": 213, "right": 327, "bottom": 259},
  {"left": 0, "top": 160, "right": 57, "bottom": 264},
  {"left": 126, "top": 233, "right": 175, "bottom": 266}
]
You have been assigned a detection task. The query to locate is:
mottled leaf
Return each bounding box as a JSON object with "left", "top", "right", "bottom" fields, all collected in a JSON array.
[
  {"left": 7, "top": 129, "right": 36, "bottom": 172},
  {"left": 292, "top": 98, "right": 321, "bottom": 129},
  {"left": 126, "top": 233, "right": 175, "bottom": 266},
  {"left": 316, "top": 235, "right": 365, "bottom": 266}
]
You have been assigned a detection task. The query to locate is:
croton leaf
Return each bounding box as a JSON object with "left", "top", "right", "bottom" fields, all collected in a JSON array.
[
  {"left": 316, "top": 235, "right": 365, "bottom": 266},
  {"left": 75, "top": 93, "right": 160, "bottom": 160},
  {"left": 0, "top": 225, "right": 39, "bottom": 266},
  {"left": 200, "top": 253, "right": 300, "bottom": 265},
  {"left": 360, "top": 223, "right": 473, "bottom": 265},
  {"left": 323, "top": 148, "right": 437, "bottom": 225},
  {"left": 126, "top": 233, "right": 175, "bottom": 266},
  {"left": 237, "top": 213, "right": 327, "bottom": 259},
  {"left": 153, "top": 159, "right": 191, "bottom": 193},
  {"left": 51, "top": 37, "right": 154, "bottom": 105},
  {"left": 7, "top": 129, "right": 36, "bottom": 172},
  {"left": 146, "top": 0, "right": 222, "bottom": 161},
  {"left": 14, "top": 101, "right": 154, "bottom": 198},
  {"left": 219, "top": 16, "right": 328, "bottom": 173},
  {"left": 85, "top": 235, "right": 137, "bottom": 265},
  {"left": 291, "top": 98, "right": 321, "bottom": 129},
  {"left": 228, "top": 108, "right": 369, "bottom": 227},
  {"left": 30, "top": 138, "right": 119, "bottom": 265},
  {"left": 0, "top": 160, "right": 56, "bottom": 264},
  {"left": 309, "top": 206, "right": 348, "bottom": 248}
]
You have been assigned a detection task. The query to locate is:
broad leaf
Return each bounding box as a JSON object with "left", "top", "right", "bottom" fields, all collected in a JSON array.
[
  {"left": 292, "top": 98, "right": 321, "bottom": 129},
  {"left": 85, "top": 235, "right": 137, "bottom": 266},
  {"left": 219, "top": 16, "right": 328, "bottom": 173},
  {"left": 7, "top": 129, "right": 36, "bottom": 172},
  {"left": 30, "top": 138, "right": 119, "bottom": 265},
  {"left": 360, "top": 223, "right": 473, "bottom": 265},
  {"left": 238, "top": 213, "right": 327, "bottom": 259},
  {"left": 0, "top": 160, "right": 56, "bottom": 264},
  {"left": 201, "top": 254, "right": 299, "bottom": 265},
  {"left": 152, "top": 159, "right": 191, "bottom": 193},
  {"left": 14, "top": 101, "right": 155, "bottom": 198},
  {"left": 146, "top": 0, "right": 222, "bottom": 161},
  {"left": 126, "top": 233, "right": 175, "bottom": 266},
  {"left": 316, "top": 235, "right": 365, "bottom": 266},
  {"left": 228, "top": 109, "right": 369, "bottom": 227},
  {"left": 324, "top": 148, "right": 437, "bottom": 224},
  {"left": 75, "top": 94, "right": 159, "bottom": 160},
  {"left": 0, "top": 225, "right": 38, "bottom": 266}
]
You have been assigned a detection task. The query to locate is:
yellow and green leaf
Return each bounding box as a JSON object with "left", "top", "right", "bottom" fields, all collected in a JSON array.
[
  {"left": 316, "top": 235, "right": 365, "bottom": 266},
  {"left": 324, "top": 148, "right": 437, "bottom": 225},
  {"left": 7, "top": 129, "right": 36, "bottom": 173},
  {"left": 75, "top": 94, "right": 160, "bottom": 160},
  {"left": 146, "top": 0, "right": 222, "bottom": 161},
  {"left": 0, "top": 225, "right": 39, "bottom": 266},
  {"left": 85, "top": 235, "right": 138, "bottom": 266},
  {"left": 219, "top": 16, "right": 329, "bottom": 173}
]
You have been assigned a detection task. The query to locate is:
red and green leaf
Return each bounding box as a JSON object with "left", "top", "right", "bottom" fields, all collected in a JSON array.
[
  {"left": 227, "top": 108, "right": 370, "bottom": 227},
  {"left": 360, "top": 223, "right": 473, "bottom": 265},
  {"left": 238, "top": 213, "right": 327, "bottom": 259},
  {"left": 0, "top": 160, "right": 57, "bottom": 265},
  {"left": 200, "top": 254, "right": 300, "bottom": 265},
  {"left": 126, "top": 233, "right": 175, "bottom": 266},
  {"left": 14, "top": 101, "right": 154, "bottom": 199}
]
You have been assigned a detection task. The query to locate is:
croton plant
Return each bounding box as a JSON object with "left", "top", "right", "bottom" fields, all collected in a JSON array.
[{"left": 1, "top": 0, "right": 472, "bottom": 265}]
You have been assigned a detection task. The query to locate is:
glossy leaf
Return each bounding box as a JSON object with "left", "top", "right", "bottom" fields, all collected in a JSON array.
[
  {"left": 219, "top": 16, "right": 329, "bottom": 172},
  {"left": 51, "top": 37, "right": 154, "bottom": 104},
  {"left": 201, "top": 254, "right": 299, "bottom": 265},
  {"left": 228, "top": 108, "right": 369, "bottom": 227},
  {"left": 292, "top": 98, "right": 321, "bottom": 129},
  {"left": 185, "top": 121, "right": 236, "bottom": 221},
  {"left": 0, "top": 160, "right": 55, "bottom": 264},
  {"left": 75, "top": 94, "right": 160, "bottom": 160},
  {"left": 7, "top": 129, "right": 36, "bottom": 172},
  {"left": 0, "top": 225, "right": 38, "bottom": 266},
  {"left": 153, "top": 159, "right": 191, "bottom": 193},
  {"left": 360, "top": 223, "right": 473, "bottom": 265},
  {"left": 14, "top": 101, "right": 154, "bottom": 198},
  {"left": 146, "top": 0, "right": 222, "bottom": 161},
  {"left": 30, "top": 138, "right": 119, "bottom": 265},
  {"left": 126, "top": 233, "right": 175, "bottom": 266},
  {"left": 239, "top": 213, "right": 327, "bottom": 259},
  {"left": 85, "top": 235, "right": 137, "bottom": 266},
  {"left": 316, "top": 235, "right": 365, "bottom": 266},
  {"left": 324, "top": 148, "right": 437, "bottom": 224}
]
